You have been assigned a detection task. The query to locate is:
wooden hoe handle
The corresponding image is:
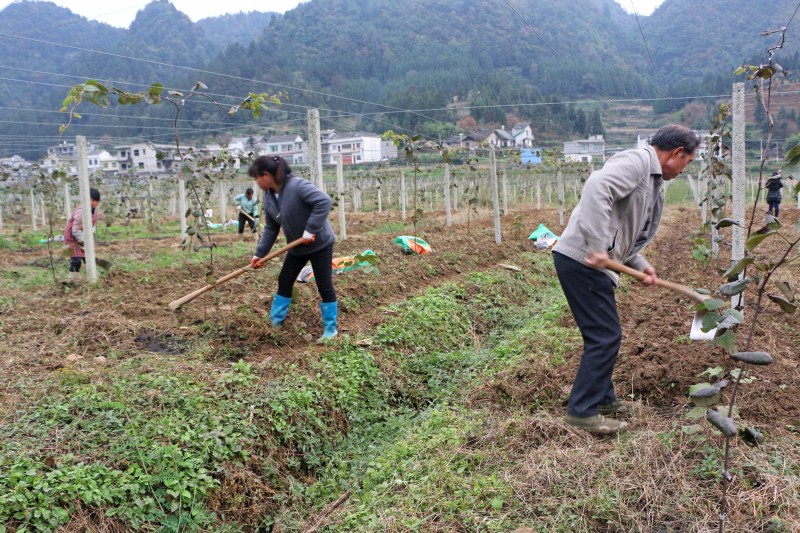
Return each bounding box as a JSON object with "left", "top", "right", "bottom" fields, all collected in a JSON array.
[
  {"left": 168, "top": 238, "right": 304, "bottom": 311},
  {"left": 604, "top": 259, "right": 709, "bottom": 304}
]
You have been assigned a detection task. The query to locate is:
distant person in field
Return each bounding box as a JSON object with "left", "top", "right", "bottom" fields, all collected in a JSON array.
[
  {"left": 234, "top": 187, "right": 259, "bottom": 241},
  {"left": 64, "top": 188, "right": 101, "bottom": 283},
  {"left": 552, "top": 124, "right": 700, "bottom": 435},
  {"left": 248, "top": 155, "right": 338, "bottom": 342},
  {"left": 765, "top": 169, "right": 784, "bottom": 218}
]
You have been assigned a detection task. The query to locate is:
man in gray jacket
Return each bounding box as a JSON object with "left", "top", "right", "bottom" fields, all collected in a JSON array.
[{"left": 552, "top": 124, "right": 700, "bottom": 434}]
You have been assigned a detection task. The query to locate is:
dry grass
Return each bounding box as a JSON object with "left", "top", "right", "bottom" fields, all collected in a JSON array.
[{"left": 497, "top": 412, "right": 799, "bottom": 532}]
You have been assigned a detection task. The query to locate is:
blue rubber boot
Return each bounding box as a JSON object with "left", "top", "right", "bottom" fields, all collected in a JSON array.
[
  {"left": 318, "top": 301, "right": 338, "bottom": 342},
  {"left": 270, "top": 294, "right": 292, "bottom": 327}
]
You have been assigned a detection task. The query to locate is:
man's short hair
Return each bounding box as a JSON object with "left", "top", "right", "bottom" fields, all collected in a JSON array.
[{"left": 650, "top": 124, "right": 701, "bottom": 154}]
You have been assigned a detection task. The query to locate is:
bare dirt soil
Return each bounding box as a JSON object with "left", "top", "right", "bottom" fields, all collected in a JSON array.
[{"left": 1, "top": 204, "right": 798, "bottom": 427}]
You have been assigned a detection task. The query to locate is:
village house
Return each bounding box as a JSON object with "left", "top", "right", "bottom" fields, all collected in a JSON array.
[
  {"left": 262, "top": 134, "right": 306, "bottom": 164},
  {"left": 564, "top": 134, "right": 606, "bottom": 163},
  {"left": 320, "top": 130, "right": 383, "bottom": 165},
  {"left": 443, "top": 123, "right": 535, "bottom": 150}
]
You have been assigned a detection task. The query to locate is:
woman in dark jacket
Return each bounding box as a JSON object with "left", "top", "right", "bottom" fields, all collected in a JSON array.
[
  {"left": 248, "top": 155, "right": 338, "bottom": 341},
  {"left": 765, "top": 170, "right": 784, "bottom": 217}
]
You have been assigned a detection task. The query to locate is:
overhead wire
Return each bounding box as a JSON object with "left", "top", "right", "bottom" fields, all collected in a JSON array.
[
  {"left": 630, "top": 0, "right": 656, "bottom": 69},
  {"left": 0, "top": 30, "right": 444, "bottom": 125}
]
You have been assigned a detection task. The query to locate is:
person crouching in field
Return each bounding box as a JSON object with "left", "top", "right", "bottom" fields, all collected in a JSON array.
[
  {"left": 64, "top": 188, "right": 100, "bottom": 283},
  {"left": 234, "top": 187, "right": 258, "bottom": 241},
  {"left": 248, "top": 155, "right": 338, "bottom": 342},
  {"left": 552, "top": 124, "right": 700, "bottom": 435}
]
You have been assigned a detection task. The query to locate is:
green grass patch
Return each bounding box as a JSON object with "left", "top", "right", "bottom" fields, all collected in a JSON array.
[{"left": 0, "top": 252, "right": 571, "bottom": 531}]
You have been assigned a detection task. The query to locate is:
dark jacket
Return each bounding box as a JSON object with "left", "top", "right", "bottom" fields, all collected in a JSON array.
[
  {"left": 255, "top": 173, "right": 335, "bottom": 257},
  {"left": 766, "top": 176, "right": 784, "bottom": 202}
]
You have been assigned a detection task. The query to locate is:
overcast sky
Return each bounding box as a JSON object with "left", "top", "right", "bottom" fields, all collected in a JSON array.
[{"left": 0, "top": 0, "right": 665, "bottom": 28}]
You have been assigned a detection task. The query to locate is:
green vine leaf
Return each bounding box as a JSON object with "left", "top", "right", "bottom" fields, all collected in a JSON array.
[
  {"left": 722, "top": 257, "right": 754, "bottom": 279},
  {"left": 699, "top": 298, "right": 726, "bottom": 311},
  {"left": 718, "top": 278, "right": 751, "bottom": 297},
  {"left": 707, "top": 329, "right": 736, "bottom": 352},
  {"left": 746, "top": 231, "right": 776, "bottom": 252}
]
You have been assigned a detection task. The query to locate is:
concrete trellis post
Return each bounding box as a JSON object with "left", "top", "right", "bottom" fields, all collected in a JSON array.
[
  {"left": 536, "top": 175, "right": 541, "bottom": 210},
  {"left": 700, "top": 167, "right": 708, "bottom": 225},
  {"left": 501, "top": 170, "right": 508, "bottom": 216},
  {"left": 64, "top": 182, "right": 72, "bottom": 220},
  {"left": 308, "top": 109, "right": 324, "bottom": 193},
  {"left": 146, "top": 175, "right": 155, "bottom": 229},
  {"left": 76, "top": 136, "right": 97, "bottom": 284},
  {"left": 731, "top": 82, "right": 746, "bottom": 308},
  {"left": 178, "top": 175, "right": 188, "bottom": 236},
  {"left": 30, "top": 189, "right": 37, "bottom": 232},
  {"left": 400, "top": 171, "right": 407, "bottom": 221},
  {"left": 557, "top": 169, "right": 565, "bottom": 226},
  {"left": 489, "top": 147, "right": 502, "bottom": 244},
  {"left": 219, "top": 180, "right": 227, "bottom": 232},
  {"left": 377, "top": 181, "right": 383, "bottom": 213},
  {"left": 336, "top": 155, "right": 347, "bottom": 240},
  {"left": 40, "top": 195, "right": 46, "bottom": 226},
  {"left": 443, "top": 164, "right": 452, "bottom": 226}
]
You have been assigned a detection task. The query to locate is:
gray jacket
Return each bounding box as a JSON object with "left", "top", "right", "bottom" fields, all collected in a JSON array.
[
  {"left": 255, "top": 174, "right": 335, "bottom": 257},
  {"left": 553, "top": 145, "right": 664, "bottom": 285}
]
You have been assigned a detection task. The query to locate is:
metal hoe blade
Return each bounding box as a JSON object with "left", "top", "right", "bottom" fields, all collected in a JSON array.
[{"left": 689, "top": 310, "right": 718, "bottom": 342}]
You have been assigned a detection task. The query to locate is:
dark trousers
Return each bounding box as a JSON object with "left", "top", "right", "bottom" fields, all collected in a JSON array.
[
  {"left": 553, "top": 252, "right": 621, "bottom": 418},
  {"left": 767, "top": 199, "right": 780, "bottom": 217},
  {"left": 277, "top": 243, "right": 336, "bottom": 303},
  {"left": 238, "top": 212, "right": 256, "bottom": 234},
  {"left": 69, "top": 257, "right": 85, "bottom": 272}
]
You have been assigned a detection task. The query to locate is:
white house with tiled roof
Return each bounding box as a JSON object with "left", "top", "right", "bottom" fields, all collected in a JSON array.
[
  {"left": 263, "top": 134, "right": 306, "bottom": 164},
  {"left": 321, "top": 130, "right": 383, "bottom": 165}
]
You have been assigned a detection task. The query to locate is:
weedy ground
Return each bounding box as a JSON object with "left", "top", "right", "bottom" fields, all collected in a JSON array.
[{"left": 0, "top": 204, "right": 798, "bottom": 532}]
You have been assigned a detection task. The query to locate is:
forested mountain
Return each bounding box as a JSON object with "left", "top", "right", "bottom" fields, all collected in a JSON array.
[
  {"left": 1, "top": 0, "right": 800, "bottom": 159},
  {"left": 643, "top": 0, "right": 800, "bottom": 113},
  {"left": 0, "top": 1, "right": 274, "bottom": 156},
  {"left": 197, "top": 12, "right": 276, "bottom": 51}
]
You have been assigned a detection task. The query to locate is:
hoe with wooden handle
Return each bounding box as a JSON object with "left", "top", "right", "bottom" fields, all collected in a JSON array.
[
  {"left": 604, "top": 259, "right": 717, "bottom": 341},
  {"left": 168, "top": 238, "right": 303, "bottom": 311}
]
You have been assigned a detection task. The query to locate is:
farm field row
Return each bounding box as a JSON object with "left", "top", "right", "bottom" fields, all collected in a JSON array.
[{"left": 0, "top": 204, "right": 798, "bottom": 531}]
